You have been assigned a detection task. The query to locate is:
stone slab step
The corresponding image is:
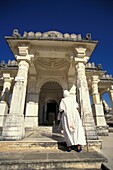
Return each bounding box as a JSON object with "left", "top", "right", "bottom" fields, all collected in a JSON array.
[
  {"left": 0, "top": 138, "right": 59, "bottom": 151},
  {"left": 0, "top": 150, "right": 107, "bottom": 170},
  {"left": 0, "top": 139, "right": 103, "bottom": 152}
]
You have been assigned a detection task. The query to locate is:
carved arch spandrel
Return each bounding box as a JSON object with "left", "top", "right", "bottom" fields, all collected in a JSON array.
[{"left": 38, "top": 77, "right": 67, "bottom": 92}]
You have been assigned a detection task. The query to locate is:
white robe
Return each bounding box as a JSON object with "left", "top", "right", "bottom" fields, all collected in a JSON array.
[{"left": 59, "top": 95, "right": 86, "bottom": 147}]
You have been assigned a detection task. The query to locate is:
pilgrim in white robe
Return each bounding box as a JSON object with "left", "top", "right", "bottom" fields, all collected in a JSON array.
[{"left": 59, "top": 92, "right": 86, "bottom": 147}]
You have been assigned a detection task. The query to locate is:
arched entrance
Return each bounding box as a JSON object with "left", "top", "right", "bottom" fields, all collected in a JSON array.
[{"left": 38, "top": 81, "right": 63, "bottom": 126}]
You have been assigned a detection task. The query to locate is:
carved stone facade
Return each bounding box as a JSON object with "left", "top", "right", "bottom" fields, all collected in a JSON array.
[{"left": 0, "top": 29, "right": 113, "bottom": 141}]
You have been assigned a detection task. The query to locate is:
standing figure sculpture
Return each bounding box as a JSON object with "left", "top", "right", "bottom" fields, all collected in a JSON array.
[{"left": 59, "top": 86, "right": 86, "bottom": 152}]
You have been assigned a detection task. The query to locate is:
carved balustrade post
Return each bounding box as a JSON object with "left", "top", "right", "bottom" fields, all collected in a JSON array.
[
  {"left": 91, "top": 76, "right": 100, "bottom": 104},
  {"left": 91, "top": 76, "right": 108, "bottom": 135},
  {"left": 1, "top": 73, "right": 13, "bottom": 103},
  {"left": 0, "top": 74, "right": 13, "bottom": 127}
]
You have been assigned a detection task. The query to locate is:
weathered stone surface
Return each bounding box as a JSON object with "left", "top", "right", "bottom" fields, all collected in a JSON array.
[
  {"left": 75, "top": 60, "right": 98, "bottom": 140},
  {"left": 0, "top": 150, "right": 106, "bottom": 170},
  {"left": 0, "top": 102, "right": 8, "bottom": 127},
  {"left": 2, "top": 52, "right": 34, "bottom": 140}
]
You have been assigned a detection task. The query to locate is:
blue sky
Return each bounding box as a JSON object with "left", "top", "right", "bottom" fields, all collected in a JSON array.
[
  {"left": 0, "top": 0, "right": 113, "bottom": 73},
  {"left": 0, "top": 0, "right": 113, "bottom": 105}
]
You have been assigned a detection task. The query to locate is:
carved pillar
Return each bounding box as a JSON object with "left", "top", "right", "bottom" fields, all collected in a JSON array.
[
  {"left": 109, "top": 85, "right": 113, "bottom": 113},
  {"left": 75, "top": 47, "right": 98, "bottom": 140},
  {"left": 2, "top": 47, "right": 34, "bottom": 140},
  {"left": 91, "top": 76, "right": 108, "bottom": 135},
  {"left": 0, "top": 74, "right": 13, "bottom": 127},
  {"left": 10, "top": 60, "right": 29, "bottom": 115}
]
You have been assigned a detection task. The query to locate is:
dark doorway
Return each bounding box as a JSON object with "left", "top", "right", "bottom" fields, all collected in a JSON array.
[{"left": 47, "top": 103, "right": 56, "bottom": 125}]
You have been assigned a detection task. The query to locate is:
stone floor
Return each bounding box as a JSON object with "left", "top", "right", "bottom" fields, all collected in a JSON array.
[{"left": 96, "top": 132, "right": 113, "bottom": 170}]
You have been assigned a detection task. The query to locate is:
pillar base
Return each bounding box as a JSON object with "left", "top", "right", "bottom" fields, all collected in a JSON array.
[
  {"left": 25, "top": 102, "right": 38, "bottom": 128},
  {"left": 96, "top": 125, "right": 109, "bottom": 136},
  {"left": 25, "top": 116, "right": 38, "bottom": 128},
  {"left": 0, "top": 101, "right": 8, "bottom": 127},
  {"left": 84, "top": 123, "right": 98, "bottom": 140},
  {"left": 2, "top": 114, "right": 25, "bottom": 141},
  {"left": 92, "top": 103, "right": 107, "bottom": 126},
  {"left": 92, "top": 103, "right": 109, "bottom": 136}
]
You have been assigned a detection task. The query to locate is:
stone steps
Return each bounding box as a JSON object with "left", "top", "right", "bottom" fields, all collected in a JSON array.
[
  {"left": 0, "top": 150, "right": 107, "bottom": 170},
  {"left": 0, "top": 127, "right": 107, "bottom": 169},
  {"left": 0, "top": 139, "right": 58, "bottom": 151},
  {"left": 0, "top": 139, "right": 103, "bottom": 152}
]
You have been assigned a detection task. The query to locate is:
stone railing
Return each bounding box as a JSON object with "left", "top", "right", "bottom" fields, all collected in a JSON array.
[
  {"left": 5, "top": 29, "right": 94, "bottom": 42},
  {"left": 86, "top": 62, "right": 96, "bottom": 68},
  {"left": 0, "top": 60, "right": 18, "bottom": 69},
  {"left": 101, "top": 74, "right": 113, "bottom": 79},
  {"left": 86, "top": 62, "right": 102, "bottom": 70}
]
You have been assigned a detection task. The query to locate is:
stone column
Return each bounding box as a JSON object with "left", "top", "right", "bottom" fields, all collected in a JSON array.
[
  {"left": 75, "top": 47, "right": 98, "bottom": 140},
  {"left": 0, "top": 74, "right": 13, "bottom": 127},
  {"left": 109, "top": 85, "right": 113, "bottom": 113},
  {"left": 91, "top": 76, "right": 108, "bottom": 135},
  {"left": 2, "top": 47, "right": 34, "bottom": 140}
]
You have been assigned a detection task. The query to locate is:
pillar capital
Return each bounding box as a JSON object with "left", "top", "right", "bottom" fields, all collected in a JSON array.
[
  {"left": 3, "top": 73, "right": 14, "bottom": 83},
  {"left": 18, "top": 46, "right": 29, "bottom": 56},
  {"left": 2, "top": 73, "right": 13, "bottom": 90},
  {"left": 75, "top": 47, "right": 86, "bottom": 57},
  {"left": 15, "top": 46, "right": 34, "bottom": 64},
  {"left": 74, "top": 47, "right": 89, "bottom": 64}
]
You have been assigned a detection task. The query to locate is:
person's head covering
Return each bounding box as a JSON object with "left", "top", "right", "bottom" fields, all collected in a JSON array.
[
  {"left": 63, "top": 90, "right": 69, "bottom": 97},
  {"left": 69, "top": 85, "right": 76, "bottom": 95}
]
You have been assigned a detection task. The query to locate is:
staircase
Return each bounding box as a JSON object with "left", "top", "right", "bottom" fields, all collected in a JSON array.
[{"left": 0, "top": 127, "right": 107, "bottom": 170}]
